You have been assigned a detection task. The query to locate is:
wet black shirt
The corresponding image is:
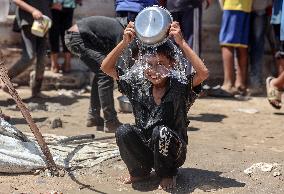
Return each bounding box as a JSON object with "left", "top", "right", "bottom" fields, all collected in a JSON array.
[{"left": 117, "top": 65, "right": 201, "bottom": 144}]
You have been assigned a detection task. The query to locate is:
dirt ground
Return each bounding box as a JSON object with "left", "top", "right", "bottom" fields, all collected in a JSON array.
[{"left": 0, "top": 87, "right": 283, "bottom": 194}]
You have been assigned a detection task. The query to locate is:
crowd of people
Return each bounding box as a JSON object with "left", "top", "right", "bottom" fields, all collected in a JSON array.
[
  {"left": 0, "top": 0, "right": 283, "bottom": 191},
  {"left": 216, "top": 0, "right": 284, "bottom": 110}
]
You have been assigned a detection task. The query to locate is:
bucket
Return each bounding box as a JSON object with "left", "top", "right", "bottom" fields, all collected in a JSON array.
[
  {"left": 134, "top": 6, "right": 173, "bottom": 46},
  {"left": 31, "top": 15, "right": 52, "bottom": 37},
  {"left": 0, "top": 0, "right": 10, "bottom": 22}
]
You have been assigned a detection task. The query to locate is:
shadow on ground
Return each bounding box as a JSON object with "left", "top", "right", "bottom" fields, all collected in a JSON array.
[
  {"left": 132, "top": 168, "right": 245, "bottom": 193},
  {"left": 188, "top": 113, "right": 227, "bottom": 123},
  {"left": 22, "top": 95, "right": 88, "bottom": 106},
  {"left": 187, "top": 127, "right": 200, "bottom": 132},
  {"left": 0, "top": 94, "right": 88, "bottom": 107}
]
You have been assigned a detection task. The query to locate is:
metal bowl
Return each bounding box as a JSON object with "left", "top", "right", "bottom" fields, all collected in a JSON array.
[
  {"left": 117, "top": 95, "right": 133, "bottom": 113},
  {"left": 134, "top": 6, "right": 173, "bottom": 46}
]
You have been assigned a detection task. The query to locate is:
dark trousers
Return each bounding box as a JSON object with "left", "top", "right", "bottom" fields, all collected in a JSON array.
[
  {"left": 171, "top": 6, "right": 202, "bottom": 74},
  {"left": 64, "top": 31, "right": 118, "bottom": 122},
  {"left": 249, "top": 10, "right": 268, "bottom": 87},
  {"left": 8, "top": 25, "right": 46, "bottom": 95},
  {"left": 171, "top": 6, "right": 202, "bottom": 56},
  {"left": 116, "top": 11, "right": 138, "bottom": 22},
  {"left": 116, "top": 124, "right": 187, "bottom": 178},
  {"left": 49, "top": 8, "right": 74, "bottom": 53}
]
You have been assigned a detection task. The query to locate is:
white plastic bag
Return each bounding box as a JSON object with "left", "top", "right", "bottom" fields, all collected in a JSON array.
[{"left": 0, "top": 118, "right": 45, "bottom": 173}]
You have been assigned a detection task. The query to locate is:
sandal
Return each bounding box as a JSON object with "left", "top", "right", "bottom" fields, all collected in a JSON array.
[
  {"left": 266, "top": 76, "right": 282, "bottom": 109},
  {"left": 208, "top": 85, "right": 236, "bottom": 98}
]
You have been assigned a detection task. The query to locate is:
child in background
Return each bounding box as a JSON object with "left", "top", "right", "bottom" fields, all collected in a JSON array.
[
  {"left": 217, "top": 0, "right": 253, "bottom": 97},
  {"left": 266, "top": 0, "right": 284, "bottom": 109},
  {"left": 101, "top": 21, "right": 208, "bottom": 190}
]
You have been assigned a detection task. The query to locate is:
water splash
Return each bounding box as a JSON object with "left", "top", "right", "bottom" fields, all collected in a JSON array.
[{"left": 118, "top": 39, "right": 191, "bottom": 84}]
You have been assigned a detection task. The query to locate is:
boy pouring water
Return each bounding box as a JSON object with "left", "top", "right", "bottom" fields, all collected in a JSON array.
[{"left": 101, "top": 21, "right": 208, "bottom": 190}]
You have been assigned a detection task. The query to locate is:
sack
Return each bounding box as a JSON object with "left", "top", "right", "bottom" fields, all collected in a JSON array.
[{"left": 12, "top": 17, "right": 21, "bottom": 33}]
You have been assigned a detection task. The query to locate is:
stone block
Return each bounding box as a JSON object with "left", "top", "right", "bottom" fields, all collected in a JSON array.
[{"left": 30, "top": 70, "right": 89, "bottom": 90}]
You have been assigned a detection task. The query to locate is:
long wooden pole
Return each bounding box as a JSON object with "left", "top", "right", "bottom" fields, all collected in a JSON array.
[{"left": 0, "top": 50, "right": 58, "bottom": 175}]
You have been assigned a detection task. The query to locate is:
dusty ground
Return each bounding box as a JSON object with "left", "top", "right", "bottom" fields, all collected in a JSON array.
[{"left": 0, "top": 87, "right": 283, "bottom": 194}]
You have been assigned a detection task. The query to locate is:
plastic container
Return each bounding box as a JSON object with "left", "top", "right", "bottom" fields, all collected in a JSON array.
[{"left": 31, "top": 15, "right": 52, "bottom": 37}]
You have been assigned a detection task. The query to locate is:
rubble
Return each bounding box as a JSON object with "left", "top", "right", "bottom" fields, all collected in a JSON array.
[
  {"left": 244, "top": 162, "right": 280, "bottom": 176},
  {"left": 49, "top": 117, "right": 63, "bottom": 129}
]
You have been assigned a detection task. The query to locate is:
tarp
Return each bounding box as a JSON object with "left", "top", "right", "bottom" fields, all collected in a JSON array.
[{"left": 0, "top": 118, "right": 119, "bottom": 173}]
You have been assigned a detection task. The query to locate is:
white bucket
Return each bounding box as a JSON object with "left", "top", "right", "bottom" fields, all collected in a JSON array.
[
  {"left": 0, "top": 0, "right": 10, "bottom": 22},
  {"left": 31, "top": 15, "right": 52, "bottom": 37}
]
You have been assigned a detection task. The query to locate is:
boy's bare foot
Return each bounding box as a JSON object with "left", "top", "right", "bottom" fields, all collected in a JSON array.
[
  {"left": 122, "top": 175, "right": 150, "bottom": 184},
  {"left": 158, "top": 176, "right": 176, "bottom": 190}
]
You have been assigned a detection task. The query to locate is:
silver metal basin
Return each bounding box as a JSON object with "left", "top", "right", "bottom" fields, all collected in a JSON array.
[
  {"left": 134, "top": 6, "right": 173, "bottom": 46},
  {"left": 117, "top": 95, "right": 133, "bottom": 113}
]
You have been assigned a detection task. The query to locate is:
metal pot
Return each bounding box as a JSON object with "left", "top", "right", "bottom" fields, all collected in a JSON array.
[
  {"left": 134, "top": 5, "right": 173, "bottom": 46},
  {"left": 117, "top": 95, "right": 133, "bottom": 113}
]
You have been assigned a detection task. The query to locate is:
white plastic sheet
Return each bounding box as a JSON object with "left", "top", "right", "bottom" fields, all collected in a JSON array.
[{"left": 0, "top": 118, "right": 119, "bottom": 173}]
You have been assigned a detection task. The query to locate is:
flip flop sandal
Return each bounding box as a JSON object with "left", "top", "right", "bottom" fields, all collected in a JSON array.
[
  {"left": 266, "top": 76, "right": 282, "bottom": 109},
  {"left": 208, "top": 86, "right": 234, "bottom": 98}
]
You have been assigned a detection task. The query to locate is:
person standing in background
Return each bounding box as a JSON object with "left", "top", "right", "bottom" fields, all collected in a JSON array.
[
  {"left": 266, "top": 0, "right": 284, "bottom": 109},
  {"left": 161, "top": 0, "right": 212, "bottom": 57},
  {"left": 0, "top": 0, "right": 51, "bottom": 98},
  {"left": 218, "top": 0, "right": 253, "bottom": 97},
  {"left": 49, "top": 0, "right": 81, "bottom": 73},
  {"left": 115, "top": 0, "right": 159, "bottom": 22},
  {"left": 249, "top": 0, "right": 273, "bottom": 95}
]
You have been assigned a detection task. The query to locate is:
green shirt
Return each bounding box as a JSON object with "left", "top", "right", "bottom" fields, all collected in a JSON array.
[{"left": 53, "top": 0, "right": 76, "bottom": 8}]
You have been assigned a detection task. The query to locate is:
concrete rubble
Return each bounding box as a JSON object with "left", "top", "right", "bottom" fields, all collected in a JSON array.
[{"left": 244, "top": 162, "right": 281, "bottom": 176}]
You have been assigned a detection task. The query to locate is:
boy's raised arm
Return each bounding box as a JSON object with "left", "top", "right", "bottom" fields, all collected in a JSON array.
[
  {"left": 101, "top": 22, "right": 136, "bottom": 80},
  {"left": 169, "top": 22, "right": 209, "bottom": 87}
]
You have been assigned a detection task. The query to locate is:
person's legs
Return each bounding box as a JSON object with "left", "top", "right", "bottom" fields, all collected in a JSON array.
[
  {"left": 116, "top": 124, "right": 153, "bottom": 183},
  {"left": 173, "top": 9, "right": 194, "bottom": 48},
  {"left": 86, "top": 76, "right": 104, "bottom": 128},
  {"left": 49, "top": 9, "right": 61, "bottom": 73},
  {"left": 235, "top": 47, "right": 248, "bottom": 93},
  {"left": 221, "top": 46, "right": 235, "bottom": 91},
  {"left": 31, "top": 36, "right": 47, "bottom": 97},
  {"left": 65, "top": 31, "right": 102, "bottom": 126},
  {"left": 61, "top": 8, "right": 74, "bottom": 73},
  {"left": 96, "top": 69, "right": 121, "bottom": 132},
  {"left": 151, "top": 126, "right": 187, "bottom": 190},
  {"left": 116, "top": 11, "right": 137, "bottom": 22},
  {"left": 249, "top": 11, "right": 266, "bottom": 91},
  {"left": 7, "top": 26, "right": 36, "bottom": 80}
]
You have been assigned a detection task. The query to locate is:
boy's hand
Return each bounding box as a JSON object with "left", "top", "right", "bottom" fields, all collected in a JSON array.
[
  {"left": 51, "top": 3, "right": 63, "bottom": 10},
  {"left": 169, "top": 22, "right": 185, "bottom": 46},
  {"left": 32, "top": 9, "right": 43, "bottom": 20},
  {"left": 123, "top": 22, "right": 136, "bottom": 45}
]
